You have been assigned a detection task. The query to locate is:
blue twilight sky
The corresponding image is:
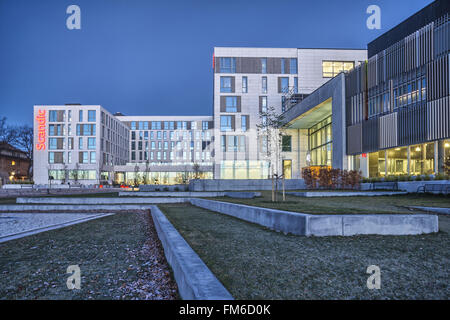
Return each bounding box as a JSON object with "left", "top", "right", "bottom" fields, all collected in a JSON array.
[{"left": 0, "top": 0, "right": 433, "bottom": 126}]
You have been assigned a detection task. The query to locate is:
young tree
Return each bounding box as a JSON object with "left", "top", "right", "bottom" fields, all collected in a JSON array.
[
  {"left": 193, "top": 162, "right": 202, "bottom": 180},
  {"left": 73, "top": 162, "right": 80, "bottom": 185},
  {"left": 133, "top": 164, "right": 140, "bottom": 187},
  {"left": 0, "top": 117, "right": 17, "bottom": 144},
  {"left": 257, "top": 106, "right": 286, "bottom": 202},
  {"left": 144, "top": 160, "right": 151, "bottom": 185}
]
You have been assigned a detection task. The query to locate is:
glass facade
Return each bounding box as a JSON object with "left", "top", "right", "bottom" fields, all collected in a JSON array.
[
  {"left": 308, "top": 116, "right": 332, "bottom": 166},
  {"left": 220, "top": 160, "right": 269, "bottom": 179}
]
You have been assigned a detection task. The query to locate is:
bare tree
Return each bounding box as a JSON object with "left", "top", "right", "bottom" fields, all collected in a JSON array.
[
  {"left": 0, "top": 117, "right": 17, "bottom": 144},
  {"left": 193, "top": 162, "right": 202, "bottom": 180},
  {"left": 134, "top": 164, "right": 140, "bottom": 187},
  {"left": 257, "top": 106, "right": 286, "bottom": 202},
  {"left": 14, "top": 125, "right": 33, "bottom": 179},
  {"left": 73, "top": 162, "right": 80, "bottom": 185},
  {"left": 144, "top": 160, "right": 151, "bottom": 185}
]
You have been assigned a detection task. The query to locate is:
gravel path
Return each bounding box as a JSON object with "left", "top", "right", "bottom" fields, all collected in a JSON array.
[{"left": 0, "top": 213, "right": 107, "bottom": 240}]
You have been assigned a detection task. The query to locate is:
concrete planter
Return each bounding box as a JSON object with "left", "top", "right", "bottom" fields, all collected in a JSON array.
[{"left": 361, "top": 180, "right": 450, "bottom": 193}]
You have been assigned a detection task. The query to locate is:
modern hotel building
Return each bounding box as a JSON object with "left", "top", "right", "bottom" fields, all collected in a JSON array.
[{"left": 33, "top": 0, "right": 449, "bottom": 185}]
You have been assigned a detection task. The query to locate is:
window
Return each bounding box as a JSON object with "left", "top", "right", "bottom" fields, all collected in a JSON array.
[
  {"left": 294, "top": 77, "right": 298, "bottom": 94},
  {"left": 242, "top": 76, "right": 248, "bottom": 93},
  {"left": 261, "top": 96, "right": 267, "bottom": 112},
  {"left": 262, "top": 77, "right": 267, "bottom": 94},
  {"left": 157, "top": 131, "right": 162, "bottom": 139},
  {"left": 131, "top": 121, "right": 136, "bottom": 130},
  {"left": 241, "top": 115, "right": 248, "bottom": 132},
  {"left": 79, "top": 110, "right": 83, "bottom": 122},
  {"left": 90, "top": 152, "right": 96, "bottom": 164},
  {"left": 261, "top": 58, "right": 267, "bottom": 74},
  {"left": 68, "top": 151, "right": 72, "bottom": 164},
  {"left": 191, "top": 121, "right": 197, "bottom": 130},
  {"left": 280, "top": 77, "right": 289, "bottom": 93},
  {"left": 220, "top": 57, "right": 236, "bottom": 73},
  {"left": 88, "top": 110, "right": 96, "bottom": 122},
  {"left": 49, "top": 138, "right": 58, "bottom": 150},
  {"left": 81, "top": 151, "right": 89, "bottom": 164},
  {"left": 88, "top": 137, "right": 96, "bottom": 150},
  {"left": 322, "top": 61, "right": 355, "bottom": 78},
  {"left": 228, "top": 136, "right": 238, "bottom": 152},
  {"left": 225, "top": 97, "right": 237, "bottom": 112},
  {"left": 202, "top": 121, "right": 209, "bottom": 130},
  {"left": 49, "top": 152, "right": 55, "bottom": 164},
  {"left": 49, "top": 110, "right": 58, "bottom": 122},
  {"left": 220, "top": 77, "right": 233, "bottom": 93},
  {"left": 79, "top": 137, "right": 83, "bottom": 149},
  {"left": 282, "top": 136, "right": 292, "bottom": 152},
  {"left": 220, "top": 116, "right": 233, "bottom": 132},
  {"left": 290, "top": 58, "right": 298, "bottom": 74},
  {"left": 281, "top": 58, "right": 286, "bottom": 74}
]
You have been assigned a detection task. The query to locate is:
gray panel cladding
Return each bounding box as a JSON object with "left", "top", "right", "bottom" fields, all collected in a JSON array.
[
  {"left": 237, "top": 57, "right": 261, "bottom": 74},
  {"left": 379, "top": 113, "right": 398, "bottom": 149},
  {"left": 347, "top": 123, "right": 363, "bottom": 155},
  {"left": 427, "top": 97, "right": 450, "bottom": 140},
  {"left": 215, "top": 57, "right": 288, "bottom": 74},
  {"left": 398, "top": 104, "right": 428, "bottom": 146},
  {"left": 362, "top": 118, "right": 379, "bottom": 153}
]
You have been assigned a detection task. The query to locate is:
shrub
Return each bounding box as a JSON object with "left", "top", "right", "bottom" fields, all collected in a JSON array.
[
  {"left": 174, "top": 187, "right": 180, "bottom": 191},
  {"left": 423, "top": 175, "right": 431, "bottom": 181},
  {"left": 414, "top": 175, "right": 423, "bottom": 181},
  {"left": 163, "top": 187, "right": 169, "bottom": 191},
  {"left": 155, "top": 188, "right": 160, "bottom": 192}
]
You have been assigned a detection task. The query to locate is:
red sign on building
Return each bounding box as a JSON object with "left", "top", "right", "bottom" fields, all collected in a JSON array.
[{"left": 36, "top": 109, "right": 46, "bottom": 150}]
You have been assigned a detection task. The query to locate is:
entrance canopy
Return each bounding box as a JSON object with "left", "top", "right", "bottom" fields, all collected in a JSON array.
[{"left": 284, "top": 98, "right": 332, "bottom": 129}]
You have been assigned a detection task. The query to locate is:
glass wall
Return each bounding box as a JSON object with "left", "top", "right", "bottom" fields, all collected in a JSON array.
[
  {"left": 386, "top": 147, "right": 408, "bottom": 175},
  {"left": 220, "top": 161, "right": 269, "bottom": 179},
  {"left": 123, "top": 171, "right": 213, "bottom": 185},
  {"left": 369, "top": 150, "right": 386, "bottom": 177},
  {"left": 308, "top": 116, "right": 332, "bottom": 166},
  {"left": 409, "top": 142, "right": 434, "bottom": 175},
  {"left": 283, "top": 160, "right": 292, "bottom": 179}
]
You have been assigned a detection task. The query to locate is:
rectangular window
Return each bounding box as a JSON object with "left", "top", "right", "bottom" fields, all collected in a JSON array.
[
  {"left": 241, "top": 115, "right": 248, "bottom": 132},
  {"left": 261, "top": 58, "right": 267, "bottom": 74},
  {"left": 280, "top": 77, "right": 289, "bottom": 93},
  {"left": 88, "top": 110, "right": 96, "bottom": 122},
  {"left": 88, "top": 137, "right": 96, "bottom": 150},
  {"left": 131, "top": 121, "right": 136, "bottom": 130},
  {"left": 261, "top": 96, "right": 267, "bottom": 112},
  {"left": 90, "top": 151, "right": 96, "bottom": 164},
  {"left": 322, "top": 61, "right": 355, "bottom": 78},
  {"left": 225, "top": 97, "right": 237, "bottom": 112},
  {"left": 220, "top": 77, "right": 233, "bottom": 93},
  {"left": 294, "top": 77, "right": 298, "bottom": 94},
  {"left": 281, "top": 58, "right": 286, "bottom": 74},
  {"left": 79, "top": 137, "right": 83, "bottom": 149},
  {"left": 49, "top": 110, "right": 57, "bottom": 122},
  {"left": 262, "top": 77, "right": 267, "bottom": 94},
  {"left": 282, "top": 135, "right": 292, "bottom": 152},
  {"left": 220, "top": 57, "right": 236, "bottom": 73},
  {"left": 79, "top": 110, "right": 83, "bottom": 122},
  {"left": 202, "top": 121, "right": 209, "bottom": 130},
  {"left": 220, "top": 116, "right": 233, "bottom": 132},
  {"left": 290, "top": 58, "right": 298, "bottom": 74},
  {"left": 49, "top": 138, "right": 58, "bottom": 150},
  {"left": 228, "top": 136, "right": 238, "bottom": 152},
  {"left": 242, "top": 76, "right": 248, "bottom": 93}
]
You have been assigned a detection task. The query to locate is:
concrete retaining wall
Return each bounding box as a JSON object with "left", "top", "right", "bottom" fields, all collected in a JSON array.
[
  {"left": 189, "top": 179, "right": 305, "bottom": 192},
  {"left": 119, "top": 191, "right": 261, "bottom": 198},
  {"left": 408, "top": 206, "right": 450, "bottom": 215},
  {"left": 189, "top": 198, "right": 308, "bottom": 235},
  {"left": 189, "top": 199, "right": 438, "bottom": 237},
  {"left": 361, "top": 180, "right": 450, "bottom": 193},
  {"left": 16, "top": 197, "right": 187, "bottom": 204},
  {"left": 150, "top": 205, "right": 233, "bottom": 300},
  {"left": 139, "top": 184, "right": 188, "bottom": 192},
  {"left": 287, "top": 191, "right": 407, "bottom": 197}
]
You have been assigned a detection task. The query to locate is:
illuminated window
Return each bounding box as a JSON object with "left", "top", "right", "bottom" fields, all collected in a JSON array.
[
  {"left": 11, "top": 161, "right": 16, "bottom": 166},
  {"left": 322, "top": 61, "right": 355, "bottom": 78}
]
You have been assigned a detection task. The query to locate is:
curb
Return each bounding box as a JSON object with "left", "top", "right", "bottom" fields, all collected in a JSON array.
[{"left": 150, "top": 205, "right": 233, "bottom": 300}]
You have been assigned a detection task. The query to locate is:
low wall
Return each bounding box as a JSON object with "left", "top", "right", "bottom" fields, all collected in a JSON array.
[
  {"left": 150, "top": 205, "right": 233, "bottom": 300},
  {"left": 361, "top": 180, "right": 450, "bottom": 193},
  {"left": 189, "top": 199, "right": 438, "bottom": 237},
  {"left": 287, "top": 191, "right": 407, "bottom": 197},
  {"left": 189, "top": 179, "right": 305, "bottom": 192},
  {"left": 16, "top": 197, "right": 186, "bottom": 204},
  {"left": 190, "top": 198, "right": 308, "bottom": 235},
  {"left": 139, "top": 184, "right": 188, "bottom": 192},
  {"left": 119, "top": 191, "right": 261, "bottom": 198}
]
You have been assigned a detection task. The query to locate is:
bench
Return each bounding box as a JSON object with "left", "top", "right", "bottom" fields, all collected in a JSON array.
[
  {"left": 417, "top": 184, "right": 449, "bottom": 195},
  {"left": 371, "top": 181, "right": 398, "bottom": 191}
]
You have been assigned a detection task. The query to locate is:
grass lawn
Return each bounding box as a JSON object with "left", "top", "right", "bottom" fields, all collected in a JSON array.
[
  {"left": 207, "top": 191, "right": 450, "bottom": 214},
  {"left": 159, "top": 203, "right": 450, "bottom": 300},
  {"left": 0, "top": 212, "right": 178, "bottom": 300}
]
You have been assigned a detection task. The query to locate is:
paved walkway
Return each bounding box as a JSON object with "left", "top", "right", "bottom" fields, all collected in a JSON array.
[{"left": 0, "top": 212, "right": 113, "bottom": 242}]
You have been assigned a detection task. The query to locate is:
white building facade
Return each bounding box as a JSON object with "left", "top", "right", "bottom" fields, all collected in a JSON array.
[{"left": 212, "top": 47, "right": 367, "bottom": 179}]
